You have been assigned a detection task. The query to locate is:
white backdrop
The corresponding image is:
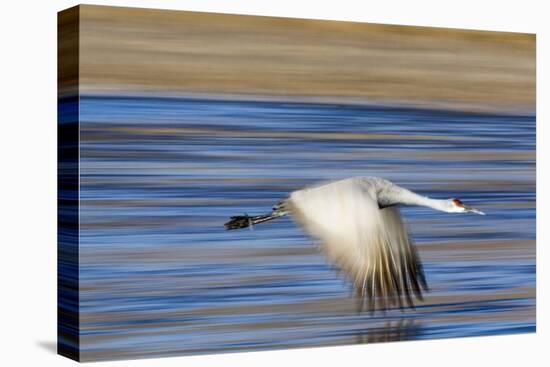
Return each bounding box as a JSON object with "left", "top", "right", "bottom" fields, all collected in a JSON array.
[{"left": 0, "top": 1, "right": 546, "bottom": 366}]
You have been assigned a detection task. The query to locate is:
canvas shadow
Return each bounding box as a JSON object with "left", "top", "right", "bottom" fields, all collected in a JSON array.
[{"left": 36, "top": 340, "right": 57, "bottom": 354}]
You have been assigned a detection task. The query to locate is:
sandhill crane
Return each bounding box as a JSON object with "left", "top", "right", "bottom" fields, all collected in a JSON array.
[{"left": 224, "top": 176, "right": 484, "bottom": 312}]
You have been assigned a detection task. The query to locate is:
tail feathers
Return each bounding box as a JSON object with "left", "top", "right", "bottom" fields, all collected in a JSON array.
[{"left": 224, "top": 213, "right": 281, "bottom": 230}]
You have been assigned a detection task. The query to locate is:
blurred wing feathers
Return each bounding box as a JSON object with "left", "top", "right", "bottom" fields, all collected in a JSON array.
[{"left": 289, "top": 178, "right": 428, "bottom": 312}]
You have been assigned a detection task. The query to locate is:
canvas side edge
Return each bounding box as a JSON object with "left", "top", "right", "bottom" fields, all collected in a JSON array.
[{"left": 57, "top": 5, "right": 81, "bottom": 362}]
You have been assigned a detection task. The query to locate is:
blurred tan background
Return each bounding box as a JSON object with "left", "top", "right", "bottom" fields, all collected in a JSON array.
[{"left": 79, "top": 5, "right": 535, "bottom": 113}]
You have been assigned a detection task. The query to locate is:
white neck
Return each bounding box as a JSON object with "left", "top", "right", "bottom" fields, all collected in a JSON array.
[{"left": 389, "top": 186, "right": 452, "bottom": 213}]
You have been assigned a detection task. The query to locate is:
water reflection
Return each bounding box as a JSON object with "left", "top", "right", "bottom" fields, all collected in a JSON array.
[{"left": 356, "top": 319, "right": 422, "bottom": 344}]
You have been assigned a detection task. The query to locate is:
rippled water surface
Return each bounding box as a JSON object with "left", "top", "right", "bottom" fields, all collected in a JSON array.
[{"left": 78, "top": 95, "right": 535, "bottom": 361}]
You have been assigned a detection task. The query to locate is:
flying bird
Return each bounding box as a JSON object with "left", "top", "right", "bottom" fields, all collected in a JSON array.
[{"left": 224, "top": 176, "right": 484, "bottom": 312}]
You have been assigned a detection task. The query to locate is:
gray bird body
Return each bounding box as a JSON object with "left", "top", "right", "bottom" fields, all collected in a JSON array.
[{"left": 225, "top": 176, "right": 484, "bottom": 312}]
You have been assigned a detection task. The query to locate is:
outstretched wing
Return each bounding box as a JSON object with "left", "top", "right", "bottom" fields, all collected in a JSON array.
[{"left": 288, "top": 178, "right": 428, "bottom": 312}]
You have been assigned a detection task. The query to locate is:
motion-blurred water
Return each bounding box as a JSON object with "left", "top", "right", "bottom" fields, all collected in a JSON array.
[{"left": 78, "top": 95, "right": 535, "bottom": 361}]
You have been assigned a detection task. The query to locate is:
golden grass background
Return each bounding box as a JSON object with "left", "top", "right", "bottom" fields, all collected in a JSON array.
[{"left": 79, "top": 5, "right": 535, "bottom": 113}]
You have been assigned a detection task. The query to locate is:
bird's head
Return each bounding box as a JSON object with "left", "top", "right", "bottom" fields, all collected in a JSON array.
[{"left": 446, "top": 198, "right": 485, "bottom": 215}]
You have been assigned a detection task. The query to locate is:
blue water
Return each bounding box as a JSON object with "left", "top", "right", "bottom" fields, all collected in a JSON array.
[{"left": 77, "top": 95, "right": 535, "bottom": 361}]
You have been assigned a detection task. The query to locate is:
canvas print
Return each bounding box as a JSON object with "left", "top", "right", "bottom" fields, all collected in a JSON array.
[{"left": 58, "top": 5, "right": 536, "bottom": 362}]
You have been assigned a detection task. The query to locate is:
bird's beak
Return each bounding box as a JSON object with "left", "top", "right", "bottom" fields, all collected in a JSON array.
[{"left": 464, "top": 204, "right": 485, "bottom": 215}]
